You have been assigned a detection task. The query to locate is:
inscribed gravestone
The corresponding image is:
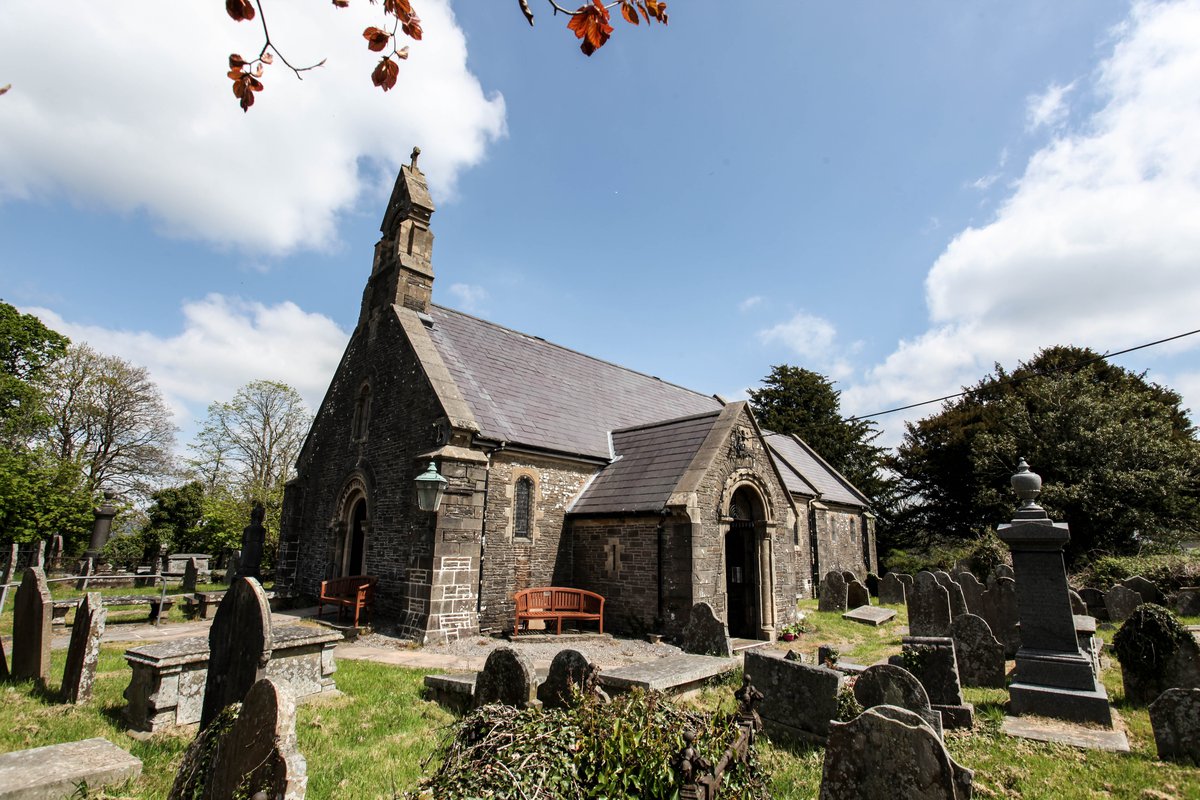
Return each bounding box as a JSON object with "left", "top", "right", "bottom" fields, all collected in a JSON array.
[
  {"left": 819, "top": 706, "right": 973, "bottom": 800},
  {"left": 1123, "top": 575, "right": 1161, "bottom": 605},
  {"left": 1068, "top": 589, "right": 1086, "bottom": 616},
  {"left": 846, "top": 580, "right": 870, "bottom": 609},
  {"left": 745, "top": 650, "right": 843, "bottom": 743},
  {"left": 818, "top": 572, "right": 848, "bottom": 613},
  {"left": 934, "top": 571, "right": 968, "bottom": 619},
  {"left": 950, "top": 613, "right": 1005, "bottom": 689},
  {"left": 954, "top": 571, "right": 986, "bottom": 617},
  {"left": 842, "top": 570, "right": 856, "bottom": 584},
  {"left": 182, "top": 557, "right": 199, "bottom": 594},
  {"left": 1150, "top": 688, "right": 1200, "bottom": 764},
  {"left": 853, "top": 663, "right": 943, "bottom": 738},
  {"left": 474, "top": 646, "right": 539, "bottom": 709},
  {"left": 537, "top": 649, "right": 594, "bottom": 709},
  {"left": 907, "top": 571, "right": 951, "bottom": 637},
  {"left": 890, "top": 636, "right": 973, "bottom": 729},
  {"left": 681, "top": 602, "right": 732, "bottom": 657},
  {"left": 1079, "top": 587, "right": 1108, "bottom": 620},
  {"left": 879, "top": 573, "right": 907, "bottom": 605},
  {"left": 982, "top": 576, "right": 1021, "bottom": 658},
  {"left": 12, "top": 567, "right": 52, "bottom": 683},
  {"left": 1105, "top": 584, "right": 1141, "bottom": 623},
  {"left": 61, "top": 592, "right": 107, "bottom": 703},
  {"left": 200, "top": 577, "right": 273, "bottom": 730}
]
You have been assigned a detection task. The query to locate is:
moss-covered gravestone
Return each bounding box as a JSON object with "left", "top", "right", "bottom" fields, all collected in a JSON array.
[
  {"left": 61, "top": 592, "right": 106, "bottom": 704},
  {"left": 1113, "top": 604, "right": 1200, "bottom": 706}
]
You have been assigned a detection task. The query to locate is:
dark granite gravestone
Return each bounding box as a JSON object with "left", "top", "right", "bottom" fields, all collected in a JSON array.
[
  {"left": 879, "top": 573, "right": 907, "bottom": 605},
  {"left": 853, "top": 663, "right": 943, "bottom": 738},
  {"left": 168, "top": 678, "right": 307, "bottom": 800},
  {"left": 681, "top": 602, "right": 733, "bottom": 657},
  {"left": 182, "top": 557, "right": 199, "bottom": 594},
  {"left": 907, "top": 571, "right": 951, "bottom": 637},
  {"left": 61, "top": 592, "right": 107, "bottom": 704},
  {"left": 537, "top": 649, "right": 595, "bottom": 709},
  {"left": 998, "top": 459, "right": 1113, "bottom": 727},
  {"left": 954, "top": 571, "right": 986, "bottom": 617},
  {"left": 1079, "top": 587, "right": 1108, "bottom": 620},
  {"left": 12, "top": 567, "right": 52, "bottom": 683},
  {"left": 890, "top": 636, "right": 974, "bottom": 729},
  {"left": 200, "top": 577, "right": 273, "bottom": 730},
  {"left": 818, "top": 572, "right": 848, "bottom": 613},
  {"left": 474, "top": 646, "right": 540, "bottom": 709},
  {"left": 239, "top": 503, "right": 266, "bottom": 579},
  {"left": 994, "top": 564, "right": 1015, "bottom": 580},
  {"left": 981, "top": 575, "right": 1021, "bottom": 658},
  {"left": 744, "top": 650, "right": 843, "bottom": 743},
  {"left": 1068, "top": 589, "right": 1087, "bottom": 616},
  {"left": 1150, "top": 688, "right": 1200, "bottom": 764},
  {"left": 1118, "top": 625, "right": 1200, "bottom": 705},
  {"left": 846, "top": 580, "right": 870, "bottom": 609},
  {"left": 1122, "top": 575, "right": 1161, "bottom": 605},
  {"left": 1176, "top": 588, "right": 1200, "bottom": 617},
  {"left": 818, "top": 706, "right": 972, "bottom": 800},
  {"left": 950, "top": 613, "right": 1005, "bottom": 689},
  {"left": 1105, "top": 584, "right": 1141, "bottom": 623},
  {"left": 934, "top": 572, "right": 968, "bottom": 619}
]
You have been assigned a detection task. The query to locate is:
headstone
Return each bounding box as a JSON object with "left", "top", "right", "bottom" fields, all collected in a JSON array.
[
  {"left": 1175, "top": 588, "right": 1200, "bottom": 618},
  {"left": 200, "top": 577, "right": 273, "bottom": 730},
  {"left": 1079, "top": 587, "right": 1108, "bottom": 620},
  {"left": 818, "top": 572, "right": 848, "bottom": 613},
  {"left": 853, "top": 663, "right": 943, "bottom": 738},
  {"left": 0, "top": 636, "right": 8, "bottom": 680},
  {"left": 846, "top": 580, "right": 870, "bottom": 609},
  {"left": 227, "top": 550, "right": 241, "bottom": 583},
  {"left": 681, "top": 602, "right": 732, "bottom": 657},
  {"left": 1123, "top": 575, "right": 1161, "bottom": 605},
  {"left": 1105, "top": 584, "right": 1141, "bottom": 623},
  {"left": 907, "top": 571, "right": 951, "bottom": 637},
  {"left": 49, "top": 533, "right": 64, "bottom": 571},
  {"left": 239, "top": 503, "right": 266, "bottom": 579},
  {"left": 11, "top": 567, "right": 52, "bottom": 683},
  {"left": 950, "top": 613, "right": 1005, "bottom": 689},
  {"left": 890, "top": 636, "right": 974, "bottom": 729},
  {"left": 182, "top": 557, "right": 199, "bottom": 594},
  {"left": 61, "top": 592, "right": 107, "bottom": 704},
  {"left": 955, "top": 571, "right": 986, "bottom": 617},
  {"left": 474, "top": 646, "right": 540, "bottom": 709},
  {"left": 934, "top": 571, "right": 968, "bottom": 619},
  {"left": 865, "top": 573, "right": 879, "bottom": 598},
  {"left": 745, "top": 650, "right": 844, "bottom": 743},
  {"left": 994, "top": 564, "right": 1015, "bottom": 580},
  {"left": 168, "top": 678, "right": 307, "bottom": 800},
  {"left": 537, "top": 649, "right": 594, "bottom": 709},
  {"left": 841, "top": 570, "right": 856, "bottom": 585},
  {"left": 1118, "top": 625, "right": 1200, "bottom": 705},
  {"left": 878, "top": 573, "right": 907, "bottom": 605},
  {"left": 897, "top": 573, "right": 914, "bottom": 589},
  {"left": 818, "top": 706, "right": 972, "bottom": 800},
  {"left": 1068, "top": 589, "right": 1087, "bottom": 616},
  {"left": 1149, "top": 687, "right": 1200, "bottom": 764},
  {"left": 981, "top": 575, "right": 1021, "bottom": 658},
  {"left": 75, "top": 556, "right": 95, "bottom": 591},
  {"left": 999, "top": 459, "right": 1114, "bottom": 727},
  {"left": 33, "top": 539, "right": 46, "bottom": 569}
]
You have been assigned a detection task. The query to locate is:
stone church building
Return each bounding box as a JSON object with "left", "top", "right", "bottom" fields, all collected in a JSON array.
[{"left": 279, "top": 156, "right": 876, "bottom": 644}]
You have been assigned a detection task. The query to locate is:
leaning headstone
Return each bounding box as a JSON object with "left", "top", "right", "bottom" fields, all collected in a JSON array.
[
  {"left": 955, "top": 571, "right": 986, "bottom": 617},
  {"left": 878, "top": 573, "right": 907, "bottom": 605},
  {"left": 182, "top": 557, "right": 199, "bottom": 594},
  {"left": 474, "top": 646, "right": 540, "bottom": 709},
  {"left": 12, "top": 567, "right": 52, "bottom": 683},
  {"left": 890, "top": 636, "right": 974, "bottom": 729},
  {"left": 681, "top": 602, "right": 732, "bottom": 657},
  {"left": 950, "top": 613, "right": 1005, "bottom": 689},
  {"left": 33, "top": 539, "right": 46, "bottom": 569},
  {"left": 745, "top": 650, "right": 844, "bottom": 743},
  {"left": 537, "top": 649, "right": 595, "bottom": 709},
  {"left": 1123, "top": 575, "right": 1161, "bottom": 605},
  {"left": 239, "top": 502, "right": 266, "bottom": 579},
  {"left": 846, "top": 580, "right": 870, "bottom": 609},
  {"left": 200, "top": 577, "right": 273, "bottom": 730},
  {"left": 907, "top": 571, "right": 951, "bottom": 637},
  {"left": 61, "top": 592, "right": 107, "bottom": 704},
  {"left": 819, "top": 706, "right": 972, "bottom": 800},
  {"left": 818, "top": 572, "right": 848, "bottom": 613},
  {"left": 1105, "top": 584, "right": 1141, "bottom": 623},
  {"left": 1079, "top": 587, "right": 1109, "bottom": 620},
  {"left": 934, "top": 571, "right": 968, "bottom": 619},
  {"left": 168, "top": 678, "right": 307, "bottom": 800},
  {"left": 1175, "top": 588, "right": 1200, "bottom": 618},
  {"left": 853, "top": 663, "right": 943, "bottom": 738},
  {"left": 1068, "top": 589, "right": 1087, "bottom": 616},
  {"left": 981, "top": 575, "right": 1021, "bottom": 658},
  {"left": 1150, "top": 688, "right": 1200, "bottom": 764}
]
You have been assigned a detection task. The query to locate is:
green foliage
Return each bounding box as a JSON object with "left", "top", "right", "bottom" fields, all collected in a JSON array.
[
  {"left": 142, "top": 482, "right": 206, "bottom": 554},
  {"left": 0, "top": 301, "right": 69, "bottom": 442},
  {"left": 882, "top": 544, "right": 968, "bottom": 576},
  {"left": 965, "top": 533, "right": 1010, "bottom": 580},
  {"left": 834, "top": 687, "right": 863, "bottom": 722},
  {"left": 0, "top": 444, "right": 94, "bottom": 549},
  {"left": 1076, "top": 552, "right": 1200, "bottom": 592},
  {"left": 101, "top": 530, "right": 150, "bottom": 569},
  {"left": 1112, "top": 603, "right": 1193, "bottom": 678}
]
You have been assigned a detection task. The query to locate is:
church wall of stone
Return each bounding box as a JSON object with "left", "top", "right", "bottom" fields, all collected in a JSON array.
[
  {"left": 568, "top": 516, "right": 667, "bottom": 635},
  {"left": 813, "top": 506, "right": 876, "bottom": 581}
]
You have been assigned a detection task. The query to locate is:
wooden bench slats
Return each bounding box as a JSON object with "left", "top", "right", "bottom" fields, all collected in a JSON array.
[
  {"left": 514, "top": 587, "right": 604, "bottom": 635},
  {"left": 318, "top": 575, "right": 377, "bottom": 628}
]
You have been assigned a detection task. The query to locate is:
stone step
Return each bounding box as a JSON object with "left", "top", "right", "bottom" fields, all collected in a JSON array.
[{"left": 0, "top": 738, "right": 142, "bottom": 800}]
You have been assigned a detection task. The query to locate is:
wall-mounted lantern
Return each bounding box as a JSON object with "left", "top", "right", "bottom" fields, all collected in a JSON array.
[{"left": 415, "top": 461, "right": 448, "bottom": 512}]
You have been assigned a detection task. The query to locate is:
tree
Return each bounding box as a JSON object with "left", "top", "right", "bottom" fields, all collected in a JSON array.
[
  {"left": 0, "top": 300, "right": 69, "bottom": 443},
  {"left": 888, "top": 346, "right": 1200, "bottom": 561},
  {"left": 747, "top": 365, "right": 893, "bottom": 512}
]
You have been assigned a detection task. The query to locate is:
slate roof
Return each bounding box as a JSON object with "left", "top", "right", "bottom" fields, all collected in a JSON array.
[
  {"left": 426, "top": 306, "right": 722, "bottom": 460},
  {"left": 569, "top": 411, "right": 722, "bottom": 515},
  {"left": 763, "top": 432, "right": 867, "bottom": 508}
]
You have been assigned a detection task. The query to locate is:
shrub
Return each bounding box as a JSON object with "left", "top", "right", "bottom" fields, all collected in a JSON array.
[
  {"left": 1112, "top": 603, "right": 1192, "bottom": 678},
  {"left": 1077, "top": 553, "right": 1200, "bottom": 592},
  {"left": 965, "top": 533, "right": 1010, "bottom": 580}
]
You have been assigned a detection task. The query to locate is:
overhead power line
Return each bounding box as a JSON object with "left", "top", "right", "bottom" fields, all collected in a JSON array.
[{"left": 848, "top": 326, "right": 1200, "bottom": 421}]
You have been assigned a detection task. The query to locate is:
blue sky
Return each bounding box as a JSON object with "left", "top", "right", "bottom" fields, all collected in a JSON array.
[{"left": 3, "top": 0, "right": 1198, "bottom": 452}]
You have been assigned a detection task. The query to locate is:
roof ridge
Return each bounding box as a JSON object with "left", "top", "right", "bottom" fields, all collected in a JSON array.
[{"left": 611, "top": 408, "right": 723, "bottom": 435}]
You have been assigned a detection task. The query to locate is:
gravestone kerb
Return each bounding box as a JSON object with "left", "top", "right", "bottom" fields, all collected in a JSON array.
[
  {"left": 200, "top": 577, "right": 273, "bottom": 730},
  {"left": 61, "top": 592, "right": 107, "bottom": 704},
  {"left": 12, "top": 567, "right": 53, "bottom": 683}
]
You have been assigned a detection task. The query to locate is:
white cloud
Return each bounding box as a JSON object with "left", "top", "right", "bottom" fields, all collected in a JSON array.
[
  {"left": 1026, "top": 80, "right": 1077, "bottom": 131},
  {"left": 447, "top": 283, "right": 488, "bottom": 315},
  {"left": 739, "top": 296, "right": 763, "bottom": 312},
  {"left": 845, "top": 0, "right": 1200, "bottom": 445},
  {"left": 757, "top": 311, "right": 854, "bottom": 380},
  {"left": 0, "top": 1, "right": 506, "bottom": 255}
]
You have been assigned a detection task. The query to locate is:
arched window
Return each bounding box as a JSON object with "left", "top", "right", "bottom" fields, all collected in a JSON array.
[
  {"left": 513, "top": 476, "right": 534, "bottom": 540},
  {"left": 351, "top": 382, "right": 372, "bottom": 441}
]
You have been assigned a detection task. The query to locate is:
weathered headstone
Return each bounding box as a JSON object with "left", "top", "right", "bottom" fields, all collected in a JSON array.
[
  {"left": 1117, "top": 619, "right": 1200, "bottom": 705},
  {"left": 1123, "top": 575, "right": 1161, "bottom": 605},
  {"left": 182, "top": 557, "right": 199, "bottom": 594},
  {"left": 878, "top": 573, "right": 907, "bottom": 605},
  {"left": 890, "top": 636, "right": 974, "bottom": 729},
  {"left": 474, "top": 646, "right": 540, "bottom": 709},
  {"left": 846, "top": 579, "right": 870, "bottom": 609},
  {"left": 955, "top": 571, "right": 986, "bottom": 617},
  {"left": 865, "top": 573, "right": 879, "bottom": 598},
  {"left": 1079, "top": 587, "right": 1108, "bottom": 620},
  {"left": 853, "top": 663, "right": 943, "bottom": 738},
  {"left": 1150, "top": 687, "right": 1200, "bottom": 764},
  {"left": 745, "top": 650, "right": 843, "bottom": 743},
  {"left": 226, "top": 550, "right": 241, "bottom": 583},
  {"left": 934, "top": 571, "right": 968, "bottom": 619},
  {"left": 898, "top": 573, "right": 914, "bottom": 589},
  {"left": 994, "top": 563, "right": 1015, "bottom": 580},
  {"left": 1175, "top": 588, "right": 1200, "bottom": 618},
  {"left": 168, "top": 678, "right": 307, "bottom": 800},
  {"left": 841, "top": 570, "right": 856, "bottom": 585},
  {"left": 681, "top": 602, "right": 732, "bottom": 657},
  {"left": 1105, "top": 584, "right": 1141, "bottom": 623},
  {"left": 75, "top": 556, "right": 95, "bottom": 591},
  {"left": 61, "top": 592, "right": 107, "bottom": 704},
  {"left": 0, "top": 636, "right": 8, "bottom": 680},
  {"left": 239, "top": 502, "right": 266, "bottom": 579},
  {"left": 818, "top": 706, "right": 973, "bottom": 800},
  {"left": 537, "top": 649, "right": 596, "bottom": 709},
  {"left": 981, "top": 575, "right": 1021, "bottom": 658},
  {"left": 33, "top": 539, "right": 46, "bottom": 569},
  {"left": 49, "top": 533, "right": 64, "bottom": 571},
  {"left": 907, "top": 571, "right": 951, "bottom": 637},
  {"left": 200, "top": 577, "right": 273, "bottom": 730},
  {"left": 12, "top": 567, "right": 52, "bottom": 683},
  {"left": 818, "top": 572, "right": 848, "bottom": 613},
  {"left": 950, "top": 613, "right": 1005, "bottom": 689},
  {"left": 1068, "top": 589, "right": 1087, "bottom": 616}
]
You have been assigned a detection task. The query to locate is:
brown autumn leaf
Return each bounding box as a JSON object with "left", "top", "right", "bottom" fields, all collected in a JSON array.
[
  {"left": 372, "top": 56, "right": 399, "bottom": 91},
  {"left": 642, "top": 0, "right": 668, "bottom": 24},
  {"left": 225, "top": 0, "right": 256, "bottom": 23},
  {"left": 401, "top": 11, "right": 422, "bottom": 40},
  {"left": 332, "top": 0, "right": 349, "bottom": 6},
  {"left": 261, "top": 51, "right": 274, "bottom": 65},
  {"left": 567, "top": 0, "right": 613, "bottom": 57},
  {"left": 363, "top": 26, "right": 391, "bottom": 52},
  {"left": 621, "top": 1, "right": 639, "bottom": 25},
  {"left": 229, "top": 53, "right": 247, "bottom": 69},
  {"left": 0, "top": 84, "right": 11, "bottom": 97},
  {"left": 230, "top": 71, "right": 264, "bottom": 112}
]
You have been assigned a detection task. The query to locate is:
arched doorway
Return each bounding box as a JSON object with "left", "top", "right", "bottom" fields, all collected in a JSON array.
[
  {"left": 725, "top": 487, "right": 761, "bottom": 639},
  {"left": 346, "top": 497, "right": 368, "bottom": 576}
]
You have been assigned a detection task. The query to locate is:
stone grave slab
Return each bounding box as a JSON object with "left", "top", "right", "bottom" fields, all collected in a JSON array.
[
  {"left": 745, "top": 650, "right": 843, "bottom": 743},
  {"left": 681, "top": 602, "right": 732, "bottom": 657},
  {"left": 598, "top": 654, "right": 736, "bottom": 695},
  {"left": 818, "top": 572, "right": 848, "bottom": 613},
  {"left": 1001, "top": 715, "right": 1129, "bottom": 753},
  {"left": 61, "top": 592, "right": 106, "bottom": 704},
  {"left": 1150, "top": 687, "right": 1200, "bottom": 763},
  {"left": 842, "top": 606, "right": 896, "bottom": 626},
  {"left": 0, "top": 738, "right": 142, "bottom": 800}
]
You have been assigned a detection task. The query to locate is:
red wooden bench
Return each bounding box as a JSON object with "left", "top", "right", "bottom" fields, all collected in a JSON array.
[
  {"left": 514, "top": 587, "right": 604, "bottom": 635},
  {"left": 318, "top": 575, "right": 377, "bottom": 628}
]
